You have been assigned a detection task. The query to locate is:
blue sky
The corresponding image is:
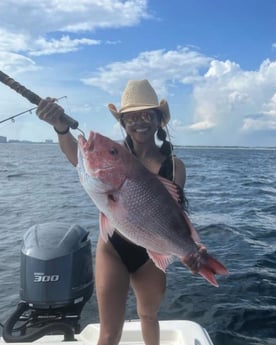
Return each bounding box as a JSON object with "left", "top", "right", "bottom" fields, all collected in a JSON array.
[{"left": 0, "top": 0, "right": 275, "bottom": 146}]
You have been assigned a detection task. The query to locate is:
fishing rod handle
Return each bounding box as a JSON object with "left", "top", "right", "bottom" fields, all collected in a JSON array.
[{"left": 0, "top": 71, "right": 79, "bottom": 129}]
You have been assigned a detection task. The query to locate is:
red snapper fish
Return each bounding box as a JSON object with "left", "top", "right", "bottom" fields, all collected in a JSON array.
[{"left": 77, "top": 131, "right": 228, "bottom": 286}]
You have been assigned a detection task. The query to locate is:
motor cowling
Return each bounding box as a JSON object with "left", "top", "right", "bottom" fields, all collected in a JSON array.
[
  {"left": 3, "top": 223, "right": 94, "bottom": 342},
  {"left": 20, "top": 222, "right": 93, "bottom": 309}
]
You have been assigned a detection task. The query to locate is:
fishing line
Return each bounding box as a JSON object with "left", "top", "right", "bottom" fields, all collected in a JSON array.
[
  {"left": 164, "top": 124, "right": 176, "bottom": 183},
  {"left": 119, "top": 123, "right": 132, "bottom": 152},
  {"left": 62, "top": 95, "right": 73, "bottom": 118},
  {"left": 61, "top": 96, "right": 86, "bottom": 138},
  {"left": 63, "top": 96, "right": 85, "bottom": 138},
  {"left": 76, "top": 127, "right": 86, "bottom": 138}
]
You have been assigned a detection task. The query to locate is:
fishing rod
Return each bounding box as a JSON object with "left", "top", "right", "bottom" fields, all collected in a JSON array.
[
  {"left": 0, "top": 71, "right": 79, "bottom": 129},
  {"left": 0, "top": 96, "right": 67, "bottom": 125}
]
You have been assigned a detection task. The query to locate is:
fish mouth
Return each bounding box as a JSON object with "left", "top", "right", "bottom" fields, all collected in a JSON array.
[
  {"left": 78, "top": 131, "right": 96, "bottom": 151},
  {"left": 77, "top": 131, "right": 114, "bottom": 176},
  {"left": 77, "top": 131, "right": 96, "bottom": 178}
]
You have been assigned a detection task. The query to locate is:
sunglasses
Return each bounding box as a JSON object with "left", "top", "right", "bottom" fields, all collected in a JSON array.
[{"left": 121, "top": 110, "right": 157, "bottom": 126}]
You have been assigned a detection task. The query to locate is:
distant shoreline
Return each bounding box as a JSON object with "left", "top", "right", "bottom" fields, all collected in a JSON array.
[
  {"left": 176, "top": 145, "right": 276, "bottom": 150},
  {"left": 0, "top": 141, "right": 275, "bottom": 150},
  {"left": 0, "top": 139, "right": 56, "bottom": 144}
]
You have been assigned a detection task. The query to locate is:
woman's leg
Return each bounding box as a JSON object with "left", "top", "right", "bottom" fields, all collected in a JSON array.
[
  {"left": 95, "top": 237, "right": 130, "bottom": 345},
  {"left": 130, "top": 260, "right": 166, "bottom": 345}
]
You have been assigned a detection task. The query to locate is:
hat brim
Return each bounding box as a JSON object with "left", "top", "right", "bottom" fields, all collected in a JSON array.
[{"left": 108, "top": 99, "right": 170, "bottom": 126}]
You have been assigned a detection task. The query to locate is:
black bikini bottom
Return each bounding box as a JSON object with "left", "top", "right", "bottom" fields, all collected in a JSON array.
[{"left": 109, "top": 232, "right": 149, "bottom": 273}]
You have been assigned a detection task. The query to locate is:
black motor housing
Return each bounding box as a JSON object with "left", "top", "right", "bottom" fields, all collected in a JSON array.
[{"left": 20, "top": 222, "right": 93, "bottom": 310}]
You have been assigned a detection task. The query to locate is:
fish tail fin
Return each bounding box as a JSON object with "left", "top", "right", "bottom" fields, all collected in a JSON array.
[
  {"left": 181, "top": 252, "right": 228, "bottom": 287},
  {"left": 198, "top": 254, "right": 229, "bottom": 287}
]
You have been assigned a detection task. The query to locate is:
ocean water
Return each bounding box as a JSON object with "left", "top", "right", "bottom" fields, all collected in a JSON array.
[{"left": 0, "top": 143, "right": 275, "bottom": 345}]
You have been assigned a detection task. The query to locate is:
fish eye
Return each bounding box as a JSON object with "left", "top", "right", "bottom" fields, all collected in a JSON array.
[{"left": 109, "top": 147, "right": 118, "bottom": 155}]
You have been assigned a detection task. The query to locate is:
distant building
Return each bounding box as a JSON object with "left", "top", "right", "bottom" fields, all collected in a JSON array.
[
  {"left": 45, "top": 139, "right": 54, "bottom": 144},
  {"left": 0, "top": 136, "right": 7, "bottom": 143}
]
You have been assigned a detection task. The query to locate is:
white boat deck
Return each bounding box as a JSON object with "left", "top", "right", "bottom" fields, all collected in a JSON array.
[{"left": 1, "top": 320, "right": 214, "bottom": 345}]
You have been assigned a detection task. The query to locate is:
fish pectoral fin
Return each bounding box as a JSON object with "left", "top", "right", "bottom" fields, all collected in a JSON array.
[
  {"left": 147, "top": 250, "right": 175, "bottom": 272},
  {"left": 99, "top": 212, "right": 115, "bottom": 242}
]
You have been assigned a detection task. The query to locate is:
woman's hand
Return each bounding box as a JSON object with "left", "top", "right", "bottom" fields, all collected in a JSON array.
[{"left": 36, "top": 97, "right": 68, "bottom": 132}]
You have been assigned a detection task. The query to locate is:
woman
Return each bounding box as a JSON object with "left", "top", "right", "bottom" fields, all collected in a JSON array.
[{"left": 36, "top": 79, "right": 186, "bottom": 345}]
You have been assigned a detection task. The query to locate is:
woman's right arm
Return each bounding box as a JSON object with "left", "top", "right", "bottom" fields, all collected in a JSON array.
[{"left": 36, "top": 98, "right": 78, "bottom": 166}]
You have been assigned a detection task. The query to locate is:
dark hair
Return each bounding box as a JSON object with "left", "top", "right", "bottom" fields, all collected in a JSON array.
[
  {"left": 157, "top": 127, "right": 173, "bottom": 156},
  {"left": 155, "top": 109, "right": 174, "bottom": 156}
]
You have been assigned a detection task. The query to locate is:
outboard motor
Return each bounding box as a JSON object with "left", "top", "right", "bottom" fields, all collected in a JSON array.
[{"left": 3, "top": 223, "right": 94, "bottom": 342}]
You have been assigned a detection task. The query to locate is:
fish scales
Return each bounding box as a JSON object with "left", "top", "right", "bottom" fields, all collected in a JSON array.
[{"left": 118, "top": 177, "right": 193, "bottom": 252}]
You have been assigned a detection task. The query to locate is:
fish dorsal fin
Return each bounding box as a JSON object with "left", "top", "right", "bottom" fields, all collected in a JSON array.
[
  {"left": 99, "top": 212, "right": 115, "bottom": 242},
  {"left": 182, "top": 212, "right": 200, "bottom": 242},
  {"left": 157, "top": 176, "right": 200, "bottom": 243},
  {"left": 157, "top": 176, "right": 182, "bottom": 204}
]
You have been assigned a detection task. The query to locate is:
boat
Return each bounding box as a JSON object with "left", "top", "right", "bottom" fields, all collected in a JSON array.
[
  {"left": 73, "top": 320, "right": 214, "bottom": 345},
  {"left": 1, "top": 320, "right": 214, "bottom": 345},
  {"left": 0, "top": 223, "right": 214, "bottom": 345}
]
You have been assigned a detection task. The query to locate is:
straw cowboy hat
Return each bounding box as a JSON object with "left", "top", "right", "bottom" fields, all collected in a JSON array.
[{"left": 108, "top": 79, "right": 170, "bottom": 126}]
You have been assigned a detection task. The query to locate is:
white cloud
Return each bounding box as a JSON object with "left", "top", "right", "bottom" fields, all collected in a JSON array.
[
  {"left": 188, "top": 120, "right": 216, "bottom": 131},
  {"left": 0, "top": 0, "right": 148, "bottom": 34},
  {"left": 0, "top": 0, "right": 149, "bottom": 69},
  {"left": 189, "top": 59, "right": 276, "bottom": 135},
  {"left": 242, "top": 116, "right": 276, "bottom": 131},
  {"left": 81, "top": 47, "right": 211, "bottom": 94},
  {"left": 241, "top": 92, "right": 276, "bottom": 132},
  {"left": 262, "top": 93, "right": 276, "bottom": 116},
  {"left": 29, "top": 36, "right": 101, "bottom": 56},
  {"left": 205, "top": 59, "right": 240, "bottom": 78},
  {"left": 0, "top": 52, "right": 39, "bottom": 75},
  {"left": 0, "top": 29, "right": 29, "bottom": 52},
  {"left": 0, "top": 30, "right": 100, "bottom": 58},
  {"left": 0, "top": 0, "right": 150, "bottom": 84}
]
